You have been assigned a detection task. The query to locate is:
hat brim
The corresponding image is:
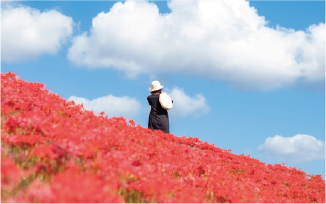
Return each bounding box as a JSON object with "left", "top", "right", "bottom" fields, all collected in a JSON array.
[{"left": 149, "top": 85, "right": 164, "bottom": 92}]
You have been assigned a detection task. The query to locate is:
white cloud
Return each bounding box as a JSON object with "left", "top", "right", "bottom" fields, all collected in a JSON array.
[
  {"left": 1, "top": 4, "right": 74, "bottom": 62},
  {"left": 68, "top": 95, "right": 141, "bottom": 119},
  {"left": 67, "top": 0, "right": 324, "bottom": 91},
  {"left": 257, "top": 134, "right": 325, "bottom": 163},
  {"left": 165, "top": 87, "right": 209, "bottom": 117}
]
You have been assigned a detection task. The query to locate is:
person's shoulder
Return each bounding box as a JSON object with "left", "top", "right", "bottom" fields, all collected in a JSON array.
[
  {"left": 147, "top": 94, "right": 159, "bottom": 102},
  {"left": 147, "top": 94, "right": 159, "bottom": 99}
]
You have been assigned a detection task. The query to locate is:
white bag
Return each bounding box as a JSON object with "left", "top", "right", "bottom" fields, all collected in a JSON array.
[{"left": 159, "top": 92, "right": 173, "bottom": 110}]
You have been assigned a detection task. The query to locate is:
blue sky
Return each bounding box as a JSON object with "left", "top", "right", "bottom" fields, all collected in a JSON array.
[{"left": 1, "top": 0, "right": 325, "bottom": 179}]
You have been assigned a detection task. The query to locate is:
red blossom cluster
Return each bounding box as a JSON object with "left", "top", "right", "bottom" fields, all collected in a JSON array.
[{"left": 1, "top": 72, "right": 325, "bottom": 203}]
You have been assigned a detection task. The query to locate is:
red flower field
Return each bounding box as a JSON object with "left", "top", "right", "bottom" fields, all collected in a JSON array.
[{"left": 1, "top": 72, "right": 325, "bottom": 203}]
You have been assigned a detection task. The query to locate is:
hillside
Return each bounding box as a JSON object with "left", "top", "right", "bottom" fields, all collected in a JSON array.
[{"left": 1, "top": 72, "right": 325, "bottom": 203}]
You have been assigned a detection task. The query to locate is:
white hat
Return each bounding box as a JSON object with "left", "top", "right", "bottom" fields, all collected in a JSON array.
[{"left": 149, "top": 81, "right": 164, "bottom": 92}]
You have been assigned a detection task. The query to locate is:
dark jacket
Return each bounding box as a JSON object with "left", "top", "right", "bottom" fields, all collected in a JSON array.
[{"left": 147, "top": 94, "right": 169, "bottom": 133}]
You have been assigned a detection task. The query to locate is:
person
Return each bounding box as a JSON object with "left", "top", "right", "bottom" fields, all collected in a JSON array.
[{"left": 147, "top": 81, "right": 172, "bottom": 133}]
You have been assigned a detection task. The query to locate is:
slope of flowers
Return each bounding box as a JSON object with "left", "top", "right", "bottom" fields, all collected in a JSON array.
[{"left": 1, "top": 72, "right": 325, "bottom": 203}]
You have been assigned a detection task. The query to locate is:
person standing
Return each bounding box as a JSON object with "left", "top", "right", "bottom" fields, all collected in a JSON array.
[{"left": 147, "top": 81, "right": 172, "bottom": 133}]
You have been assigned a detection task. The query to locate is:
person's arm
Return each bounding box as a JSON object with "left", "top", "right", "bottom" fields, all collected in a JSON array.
[{"left": 147, "top": 97, "right": 151, "bottom": 106}]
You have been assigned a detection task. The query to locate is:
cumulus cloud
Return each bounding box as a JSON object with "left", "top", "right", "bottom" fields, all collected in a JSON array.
[
  {"left": 68, "top": 95, "right": 141, "bottom": 119},
  {"left": 67, "top": 0, "right": 324, "bottom": 91},
  {"left": 165, "top": 87, "right": 209, "bottom": 117},
  {"left": 257, "top": 134, "right": 325, "bottom": 163},
  {"left": 1, "top": 4, "right": 74, "bottom": 62}
]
